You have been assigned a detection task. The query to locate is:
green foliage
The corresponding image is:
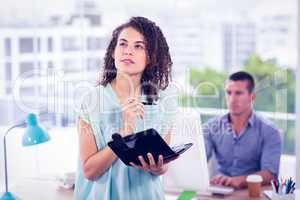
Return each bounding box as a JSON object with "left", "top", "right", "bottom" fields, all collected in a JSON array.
[
  {"left": 184, "top": 54, "right": 295, "bottom": 113},
  {"left": 244, "top": 54, "right": 278, "bottom": 80},
  {"left": 244, "top": 54, "right": 295, "bottom": 113},
  {"left": 189, "top": 68, "right": 227, "bottom": 89},
  {"left": 187, "top": 68, "right": 227, "bottom": 108}
]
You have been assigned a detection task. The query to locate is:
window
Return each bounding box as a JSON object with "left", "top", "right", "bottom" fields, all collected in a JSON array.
[
  {"left": 62, "top": 37, "right": 81, "bottom": 51},
  {"left": 5, "top": 62, "right": 12, "bottom": 81},
  {"left": 19, "top": 62, "right": 34, "bottom": 76},
  {"left": 87, "top": 57, "right": 102, "bottom": 71},
  {"left": 19, "top": 37, "right": 34, "bottom": 53},
  {"left": 37, "top": 38, "right": 41, "bottom": 52},
  {"left": 87, "top": 37, "right": 105, "bottom": 50},
  {"left": 48, "top": 37, "right": 53, "bottom": 52},
  {"left": 48, "top": 61, "right": 54, "bottom": 69},
  {"left": 20, "top": 86, "right": 39, "bottom": 96},
  {"left": 5, "top": 62, "right": 12, "bottom": 94},
  {"left": 4, "top": 38, "right": 11, "bottom": 56},
  {"left": 63, "top": 59, "right": 81, "bottom": 73}
]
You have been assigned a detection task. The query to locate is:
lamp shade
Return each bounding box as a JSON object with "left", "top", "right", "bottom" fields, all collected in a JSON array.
[
  {"left": 0, "top": 192, "right": 20, "bottom": 200},
  {"left": 22, "top": 113, "right": 50, "bottom": 146}
]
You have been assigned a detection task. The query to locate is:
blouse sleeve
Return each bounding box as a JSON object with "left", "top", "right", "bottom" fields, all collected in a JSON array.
[
  {"left": 75, "top": 86, "right": 103, "bottom": 146},
  {"left": 76, "top": 87, "right": 100, "bottom": 126}
]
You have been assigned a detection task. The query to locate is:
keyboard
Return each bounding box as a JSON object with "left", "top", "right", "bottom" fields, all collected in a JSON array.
[{"left": 207, "top": 185, "right": 234, "bottom": 195}]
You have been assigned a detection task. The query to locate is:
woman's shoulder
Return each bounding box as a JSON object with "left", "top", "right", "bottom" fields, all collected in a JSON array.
[{"left": 79, "top": 83, "right": 116, "bottom": 112}]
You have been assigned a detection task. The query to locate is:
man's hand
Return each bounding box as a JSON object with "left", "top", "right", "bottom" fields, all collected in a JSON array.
[{"left": 210, "top": 174, "right": 247, "bottom": 189}]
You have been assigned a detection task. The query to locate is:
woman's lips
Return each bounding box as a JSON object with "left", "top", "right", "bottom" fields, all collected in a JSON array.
[{"left": 121, "top": 59, "right": 134, "bottom": 64}]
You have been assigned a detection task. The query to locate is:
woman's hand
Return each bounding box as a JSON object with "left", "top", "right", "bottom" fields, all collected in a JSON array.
[
  {"left": 129, "top": 153, "right": 167, "bottom": 176},
  {"left": 120, "top": 98, "right": 144, "bottom": 136}
]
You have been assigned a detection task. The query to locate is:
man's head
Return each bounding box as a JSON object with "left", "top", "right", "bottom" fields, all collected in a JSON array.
[{"left": 225, "top": 71, "right": 256, "bottom": 116}]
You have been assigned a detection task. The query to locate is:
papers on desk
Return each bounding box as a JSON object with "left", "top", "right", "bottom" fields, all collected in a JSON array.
[
  {"left": 264, "top": 190, "right": 296, "bottom": 200},
  {"left": 264, "top": 190, "right": 273, "bottom": 199},
  {"left": 56, "top": 172, "right": 75, "bottom": 189}
]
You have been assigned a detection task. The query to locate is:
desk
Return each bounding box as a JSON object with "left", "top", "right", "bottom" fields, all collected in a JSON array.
[
  {"left": 165, "top": 187, "right": 271, "bottom": 200},
  {"left": 9, "top": 178, "right": 270, "bottom": 200},
  {"left": 9, "top": 178, "right": 74, "bottom": 200}
]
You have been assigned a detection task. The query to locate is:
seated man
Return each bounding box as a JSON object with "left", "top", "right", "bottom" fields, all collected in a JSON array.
[{"left": 203, "top": 71, "right": 281, "bottom": 189}]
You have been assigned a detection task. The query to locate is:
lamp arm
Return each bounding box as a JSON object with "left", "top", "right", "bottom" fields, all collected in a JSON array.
[
  {"left": 4, "top": 122, "right": 26, "bottom": 138},
  {"left": 3, "top": 122, "right": 26, "bottom": 193}
]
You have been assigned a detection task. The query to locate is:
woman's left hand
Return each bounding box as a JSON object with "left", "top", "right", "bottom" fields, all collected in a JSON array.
[{"left": 130, "top": 153, "right": 167, "bottom": 176}]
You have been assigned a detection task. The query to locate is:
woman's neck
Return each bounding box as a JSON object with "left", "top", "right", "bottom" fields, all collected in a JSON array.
[{"left": 112, "top": 73, "right": 142, "bottom": 101}]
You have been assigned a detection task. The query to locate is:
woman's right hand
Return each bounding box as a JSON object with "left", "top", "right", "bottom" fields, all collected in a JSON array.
[{"left": 120, "top": 98, "right": 144, "bottom": 136}]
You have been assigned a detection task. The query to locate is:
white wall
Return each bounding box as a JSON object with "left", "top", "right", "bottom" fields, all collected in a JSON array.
[{"left": 0, "top": 126, "right": 78, "bottom": 190}]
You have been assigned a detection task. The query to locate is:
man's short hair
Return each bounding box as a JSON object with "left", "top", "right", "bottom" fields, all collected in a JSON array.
[{"left": 228, "top": 71, "right": 255, "bottom": 93}]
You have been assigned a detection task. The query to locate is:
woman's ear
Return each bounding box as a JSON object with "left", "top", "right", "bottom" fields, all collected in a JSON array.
[{"left": 146, "top": 54, "right": 150, "bottom": 65}]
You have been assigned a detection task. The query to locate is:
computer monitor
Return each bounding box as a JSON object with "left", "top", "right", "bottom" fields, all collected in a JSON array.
[{"left": 162, "top": 108, "right": 211, "bottom": 195}]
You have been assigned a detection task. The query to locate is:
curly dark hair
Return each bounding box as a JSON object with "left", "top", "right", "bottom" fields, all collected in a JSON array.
[{"left": 100, "top": 16, "right": 173, "bottom": 103}]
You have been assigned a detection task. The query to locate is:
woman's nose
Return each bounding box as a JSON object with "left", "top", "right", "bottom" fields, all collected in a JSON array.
[{"left": 123, "top": 45, "right": 134, "bottom": 55}]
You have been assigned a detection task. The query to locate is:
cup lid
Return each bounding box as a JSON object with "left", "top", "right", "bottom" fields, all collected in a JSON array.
[{"left": 246, "top": 174, "right": 263, "bottom": 182}]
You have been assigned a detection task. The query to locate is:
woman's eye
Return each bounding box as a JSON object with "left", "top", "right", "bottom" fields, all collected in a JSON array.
[
  {"left": 119, "top": 42, "right": 127, "bottom": 47},
  {"left": 135, "top": 44, "right": 144, "bottom": 49}
]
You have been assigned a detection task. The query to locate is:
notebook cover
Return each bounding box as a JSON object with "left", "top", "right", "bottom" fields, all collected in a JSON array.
[{"left": 108, "top": 128, "right": 193, "bottom": 166}]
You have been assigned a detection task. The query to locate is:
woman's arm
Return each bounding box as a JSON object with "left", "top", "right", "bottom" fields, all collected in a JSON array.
[
  {"left": 79, "top": 118, "right": 117, "bottom": 181},
  {"left": 79, "top": 96, "right": 146, "bottom": 180}
]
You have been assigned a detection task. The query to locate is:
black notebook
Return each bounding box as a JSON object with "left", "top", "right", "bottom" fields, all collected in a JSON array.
[{"left": 108, "top": 128, "right": 193, "bottom": 166}]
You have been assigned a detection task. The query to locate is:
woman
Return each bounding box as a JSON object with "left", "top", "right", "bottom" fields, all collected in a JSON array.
[{"left": 75, "top": 16, "right": 178, "bottom": 200}]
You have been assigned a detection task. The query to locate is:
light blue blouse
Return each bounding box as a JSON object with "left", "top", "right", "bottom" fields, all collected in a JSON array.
[{"left": 74, "top": 83, "right": 178, "bottom": 200}]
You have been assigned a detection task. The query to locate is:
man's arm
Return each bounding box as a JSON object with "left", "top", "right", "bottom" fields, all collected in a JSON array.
[
  {"left": 256, "top": 170, "right": 276, "bottom": 185},
  {"left": 202, "top": 122, "right": 214, "bottom": 161},
  {"left": 210, "top": 170, "right": 275, "bottom": 189},
  {"left": 260, "top": 126, "right": 282, "bottom": 180}
]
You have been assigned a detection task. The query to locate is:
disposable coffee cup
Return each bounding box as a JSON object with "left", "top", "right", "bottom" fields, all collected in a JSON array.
[{"left": 246, "top": 174, "right": 263, "bottom": 197}]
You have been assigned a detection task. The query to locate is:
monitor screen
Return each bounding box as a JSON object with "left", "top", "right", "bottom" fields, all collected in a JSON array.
[{"left": 162, "top": 108, "right": 211, "bottom": 195}]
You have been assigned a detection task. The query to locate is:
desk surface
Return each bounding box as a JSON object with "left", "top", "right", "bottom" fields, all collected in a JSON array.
[
  {"left": 9, "top": 178, "right": 270, "bottom": 200},
  {"left": 165, "top": 188, "right": 271, "bottom": 200},
  {"left": 9, "top": 178, "right": 74, "bottom": 200}
]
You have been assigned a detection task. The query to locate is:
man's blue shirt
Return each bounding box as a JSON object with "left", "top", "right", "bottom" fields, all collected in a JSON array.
[{"left": 203, "top": 112, "right": 282, "bottom": 178}]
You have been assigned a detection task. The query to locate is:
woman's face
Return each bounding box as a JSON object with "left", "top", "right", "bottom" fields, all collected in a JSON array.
[{"left": 113, "top": 27, "right": 148, "bottom": 77}]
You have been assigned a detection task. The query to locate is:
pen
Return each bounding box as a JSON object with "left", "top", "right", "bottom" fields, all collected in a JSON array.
[
  {"left": 290, "top": 187, "right": 295, "bottom": 194},
  {"left": 290, "top": 182, "right": 295, "bottom": 189},
  {"left": 282, "top": 180, "right": 286, "bottom": 194},
  {"left": 271, "top": 180, "right": 276, "bottom": 193},
  {"left": 274, "top": 180, "right": 279, "bottom": 193},
  {"left": 288, "top": 178, "right": 294, "bottom": 194},
  {"left": 285, "top": 179, "right": 290, "bottom": 194},
  {"left": 278, "top": 179, "right": 282, "bottom": 195},
  {"left": 290, "top": 182, "right": 295, "bottom": 194}
]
